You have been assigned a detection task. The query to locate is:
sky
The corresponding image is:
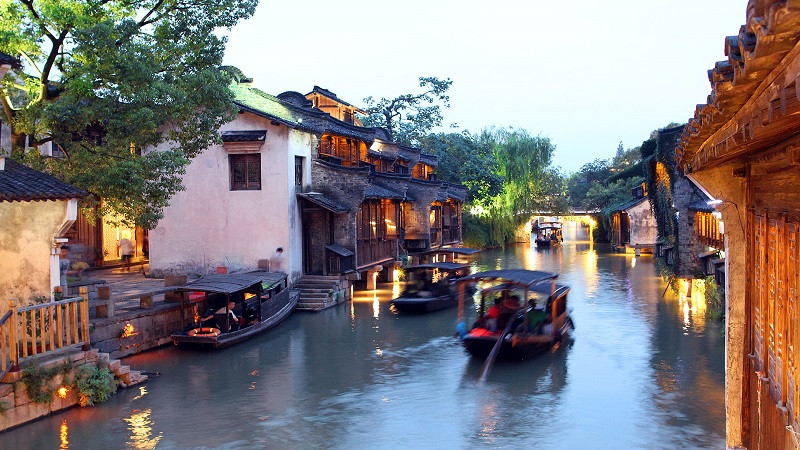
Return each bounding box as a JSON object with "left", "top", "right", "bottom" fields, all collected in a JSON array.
[{"left": 222, "top": 1, "right": 746, "bottom": 173}]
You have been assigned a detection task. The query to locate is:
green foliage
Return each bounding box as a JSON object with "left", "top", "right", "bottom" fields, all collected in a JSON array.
[
  {"left": 0, "top": 399, "right": 9, "bottom": 415},
  {"left": 567, "top": 159, "right": 611, "bottom": 208},
  {"left": 1, "top": 0, "right": 258, "bottom": 228},
  {"left": 421, "top": 132, "right": 502, "bottom": 204},
  {"left": 75, "top": 364, "right": 117, "bottom": 407},
  {"left": 705, "top": 276, "right": 725, "bottom": 322},
  {"left": 360, "top": 76, "right": 453, "bottom": 146},
  {"left": 20, "top": 361, "right": 73, "bottom": 404}
]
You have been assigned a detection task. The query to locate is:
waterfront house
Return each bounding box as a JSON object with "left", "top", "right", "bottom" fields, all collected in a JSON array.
[
  {"left": 610, "top": 180, "right": 657, "bottom": 253},
  {"left": 149, "top": 70, "right": 465, "bottom": 309},
  {"left": 676, "top": 1, "right": 800, "bottom": 446},
  {"left": 0, "top": 158, "right": 86, "bottom": 308}
]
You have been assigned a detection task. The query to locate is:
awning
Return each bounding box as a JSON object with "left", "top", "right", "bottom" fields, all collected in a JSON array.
[
  {"left": 178, "top": 271, "right": 285, "bottom": 294},
  {"left": 221, "top": 130, "right": 267, "bottom": 142},
  {"left": 458, "top": 269, "right": 558, "bottom": 288},
  {"left": 326, "top": 244, "right": 354, "bottom": 257},
  {"left": 297, "top": 192, "right": 349, "bottom": 214}
]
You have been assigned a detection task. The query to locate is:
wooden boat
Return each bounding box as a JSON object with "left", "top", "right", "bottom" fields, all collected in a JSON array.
[
  {"left": 390, "top": 262, "right": 471, "bottom": 314},
  {"left": 533, "top": 221, "right": 563, "bottom": 247},
  {"left": 456, "top": 269, "right": 574, "bottom": 361},
  {"left": 171, "top": 271, "right": 297, "bottom": 349},
  {"left": 419, "top": 247, "right": 481, "bottom": 263}
]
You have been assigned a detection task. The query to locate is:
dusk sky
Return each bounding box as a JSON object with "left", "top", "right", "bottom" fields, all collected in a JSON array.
[{"left": 222, "top": 1, "right": 745, "bottom": 172}]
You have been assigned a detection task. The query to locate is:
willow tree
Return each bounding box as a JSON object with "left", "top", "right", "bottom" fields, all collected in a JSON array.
[{"left": 0, "top": 0, "right": 257, "bottom": 227}]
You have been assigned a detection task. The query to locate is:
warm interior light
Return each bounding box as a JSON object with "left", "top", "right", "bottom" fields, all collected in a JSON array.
[
  {"left": 121, "top": 323, "right": 135, "bottom": 338},
  {"left": 58, "top": 386, "right": 68, "bottom": 398}
]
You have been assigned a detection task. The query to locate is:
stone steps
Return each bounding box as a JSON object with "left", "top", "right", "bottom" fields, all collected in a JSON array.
[
  {"left": 293, "top": 275, "right": 344, "bottom": 312},
  {"left": 106, "top": 358, "right": 147, "bottom": 388}
]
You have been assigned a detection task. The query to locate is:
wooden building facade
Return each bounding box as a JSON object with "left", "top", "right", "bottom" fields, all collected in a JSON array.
[{"left": 677, "top": 2, "right": 800, "bottom": 447}]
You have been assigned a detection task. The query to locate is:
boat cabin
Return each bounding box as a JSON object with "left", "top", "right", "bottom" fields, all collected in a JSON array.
[
  {"left": 533, "top": 222, "right": 563, "bottom": 246},
  {"left": 171, "top": 271, "right": 295, "bottom": 348},
  {"left": 419, "top": 247, "right": 481, "bottom": 264}
]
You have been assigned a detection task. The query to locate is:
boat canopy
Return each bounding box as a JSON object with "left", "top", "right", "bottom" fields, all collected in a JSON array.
[
  {"left": 421, "top": 247, "right": 482, "bottom": 256},
  {"left": 458, "top": 269, "right": 558, "bottom": 289},
  {"left": 481, "top": 282, "right": 569, "bottom": 296},
  {"left": 178, "top": 271, "right": 284, "bottom": 294},
  {"left": 405, "top": 262, "right": 469, "bottom": 271}
]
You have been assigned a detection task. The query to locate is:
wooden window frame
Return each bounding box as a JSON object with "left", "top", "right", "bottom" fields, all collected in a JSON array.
[{"left": 230, "top": 153, "right": 261, "bottom": 191}]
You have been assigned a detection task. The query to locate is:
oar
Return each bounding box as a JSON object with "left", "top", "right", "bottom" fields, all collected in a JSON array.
[{"left": 478, "top": 310, "right": 519, "bottom": 384}]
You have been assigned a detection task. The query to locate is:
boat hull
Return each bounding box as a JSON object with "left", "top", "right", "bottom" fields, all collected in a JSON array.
[
  {"left": 172, "top": 289, "right": 297, "bottom": 349},
  {"left": 463, "top": 333, "right": 552, "bottom": 360},
  {"left": 390, "top": 294, "right": 457, "bottom": 313}
]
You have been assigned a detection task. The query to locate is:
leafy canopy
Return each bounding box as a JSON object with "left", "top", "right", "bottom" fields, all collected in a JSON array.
[
  {"left": 360, "top": 76, "right": 452, "bottom": 146},
  {"left": 0, "top": 0, "right": 258, "bottom": 227}
]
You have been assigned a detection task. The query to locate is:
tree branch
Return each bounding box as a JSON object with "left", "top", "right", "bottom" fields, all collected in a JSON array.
[
  {"left": 19, "top": 0, "right": 57, "bottom": 42},
  {"left": 40, "top": 29, "right": 70, "bottom": 101}
]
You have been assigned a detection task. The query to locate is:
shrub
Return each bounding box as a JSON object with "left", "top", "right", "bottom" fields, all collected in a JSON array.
[{"left": 75, "top": 365, "right": 117, "bottom": 407}]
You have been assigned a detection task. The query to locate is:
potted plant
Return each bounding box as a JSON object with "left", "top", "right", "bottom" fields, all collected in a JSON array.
[
  {"left": 72, "top": 261, "right": 89, "bottom": 279},
  {"left": 93, "top": 247, "right": 104, "bottom": 268}
]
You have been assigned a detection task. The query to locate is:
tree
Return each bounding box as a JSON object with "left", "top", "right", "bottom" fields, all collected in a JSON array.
[
  {"left": 360, "top": 76, "right": 452, "bottom": 145},
  {"left": 420, "top": 131, "right": 502, "bottom": 204},
  {"left": 0, "top": 0, "right": 257, "bottom": 227}
]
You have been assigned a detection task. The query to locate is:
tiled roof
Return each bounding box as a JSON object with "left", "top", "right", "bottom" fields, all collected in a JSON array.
[
  {"left": 297, "top": 192, "right": 349, "bottom": 214},
  {"left": 0, "top": 52, "right": 20, "bottom": 68},
  {"left": 612, "top": 196, "right": 647, "bottom": 213},
  {"left": 221, "top": 130, "right": 267, "bottom": 142},
  {"left": 0, "top": 159, "right": 87, "bottom": 202},
  {"left": 363, "top": 184, "right": 405, "bottom": 200},
  {"left": 419, "top": 153, "right": 438, "bottom": 167},
  {"left": 677, "top": 1, "right": 800, "bottom": 168}
]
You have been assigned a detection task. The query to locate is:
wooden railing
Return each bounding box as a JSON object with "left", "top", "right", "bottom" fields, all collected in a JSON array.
[
  {"left": 0, "top": 311, "right": 17, "bottom": 378},
  {"left": 695, "top": 212, "right": 724, "bottom": 250},
  {"left": 4, "top": 297, "right": 91, "bottom": 367}
]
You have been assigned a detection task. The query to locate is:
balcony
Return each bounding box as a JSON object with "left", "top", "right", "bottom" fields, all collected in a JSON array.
[{"left": 357, "top": 239, "right": 397, "bottom": 268}]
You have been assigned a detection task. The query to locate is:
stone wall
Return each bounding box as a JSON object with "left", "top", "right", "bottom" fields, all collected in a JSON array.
[
  {"left": 673, "top": 176, "right": 709, "bottom": 277},
  {"left": 404, "top": 179, "right": 441, "bottom": 242},
  {"left": 627, "top": 199, "right": 658, "bottom": 247},
  {"left": 90, "top": 302, "right": 191, "bottom": 359},
  {"left": 0, "top": 348, "right": 145, "bottom": 431}
]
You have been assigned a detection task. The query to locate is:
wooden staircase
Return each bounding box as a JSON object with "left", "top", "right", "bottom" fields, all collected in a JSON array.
[{"left": 294, "top": 275, "right": 343, "bottom": 312}]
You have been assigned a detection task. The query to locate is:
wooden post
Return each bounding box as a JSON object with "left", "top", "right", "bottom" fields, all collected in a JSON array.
[
  {"left": 96, "top": 286, "right": 113, "bottom": 318},
  {"left": 55, "top": 303, "right": 63, "bottom": 349},
  {"left": 140, "top": 295, "right": 153, "bottom": 309},
  {"left": 47, "top": 304, "right": 55, "bottom": 352},
  {"left": 9, "top": 302, "right": 18, "bottom": 370},
  {"left": 80, "top": 299, "right": 90, "bottom": 349}
]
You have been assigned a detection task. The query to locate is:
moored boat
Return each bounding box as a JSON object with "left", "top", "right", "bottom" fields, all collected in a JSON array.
[
  {"left": 171, "top": 271, "right": 297, "bottom": 349},
  {"left": 390, "top": 262, "right": 471, "bottom": 314},
  {"left": 419, "top": 247, "right": 481, "bottom": 263},
  {"left": 457, "top": 269, "right": 574, "bottom": 361}
]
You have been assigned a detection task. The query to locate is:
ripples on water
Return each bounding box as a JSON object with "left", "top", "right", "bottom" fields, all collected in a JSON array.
[{"left": 3, "top": 223, "right": 725, "bottom": 449}]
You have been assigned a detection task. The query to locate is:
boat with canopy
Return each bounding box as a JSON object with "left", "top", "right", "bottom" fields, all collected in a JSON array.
[
  {"left": 390, "top": 262, "right": 472, "bottom": 313},
  {"left": 456, "top": 269, "right": 574, "bottom": 361},
  {"left": 171, "top": 271, "right": 297, "bottom": 349},
  {"left": 533, "top": 221, "right": 563, "bottom": 247},
  {"left": 419, "top": 247, "right": 481, "bottom": 263}
]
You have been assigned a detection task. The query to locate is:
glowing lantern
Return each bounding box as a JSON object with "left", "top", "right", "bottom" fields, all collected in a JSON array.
[
  {"left": 121, "top": 323, "right": 135, "bottom": 338},
  {"left": 58, "top": 386, "right": 68, "bottom": 398}
]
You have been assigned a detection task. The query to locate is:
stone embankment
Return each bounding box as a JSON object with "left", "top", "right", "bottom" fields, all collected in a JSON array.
[{"left": 0, "top": 347, "right": 146, "bottom": 432}]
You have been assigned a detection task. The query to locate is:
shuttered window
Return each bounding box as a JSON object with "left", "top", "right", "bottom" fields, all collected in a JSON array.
[{"left": 230, "top": 154, "right": 261, "bottom": 190}]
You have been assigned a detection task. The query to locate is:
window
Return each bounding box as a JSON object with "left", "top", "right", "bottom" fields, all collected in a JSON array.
[
  {"left": 230, "top": 154, "right": 261, "bottom": 190},
  {"left": 295, "top": 156, "right": 304, "bottom": 187}
]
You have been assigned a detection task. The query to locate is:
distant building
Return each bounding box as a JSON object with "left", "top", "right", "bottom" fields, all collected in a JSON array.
[
  {"left": 610, "top": 180, "right": 657, "bottom": 253},
  {"left": 676, "top": 1, "right": 800, "bottom": 446}
]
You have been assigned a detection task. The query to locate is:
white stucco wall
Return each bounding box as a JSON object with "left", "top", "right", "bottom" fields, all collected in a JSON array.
[
  {"left": 0, "top": 199, "right": 71, "bottom": 310},
  {"left": 148, "top": 112, "right": 313, "bottom": 279},
  {"left": 626, "top": 198, "right": 658, "bottom": 246}
]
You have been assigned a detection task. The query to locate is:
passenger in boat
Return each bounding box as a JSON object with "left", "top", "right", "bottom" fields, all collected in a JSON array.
[
  {"left": 497, "top": 295, "right": 521, "bottom": 330},
  {"left": 526, "top": 300, "right": 547, "bottom": 333},
  {"left": 485, "top": 298, "right": 501, "bottom": 332},
  {"left": 200, "top": 301, "right": 240, "bottom": 332}
]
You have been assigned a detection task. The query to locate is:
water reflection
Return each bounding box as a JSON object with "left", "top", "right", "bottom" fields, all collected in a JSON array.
[
  {"left": 124, "top": 408, "right": 162, "bottom": 449},
  {"left": 3, "top": 225, "right": 725, "bottom": 448},
  {"left": 59, "top": 420, "right": 69, "bottom": 449}
]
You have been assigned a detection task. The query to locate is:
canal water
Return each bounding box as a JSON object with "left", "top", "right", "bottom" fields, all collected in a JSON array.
[{"left": 4, "top": 224, "right": 725, "bottom": 449}]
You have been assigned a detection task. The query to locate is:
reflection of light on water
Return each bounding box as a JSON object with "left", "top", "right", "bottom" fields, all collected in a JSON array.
[
  {"left": 125, "top": 408, "right": 162, "bottom": 450},
  {"left": 373, "top": 292, "right": 380, "bottom": 318},
  {"left": 583, "top": 250, "right": 599, "bottom": 297},
  {"left": 131, "top": 386, "right": 147, "bottom": 401},
  {"left": 60, "top": 420, "right": 69, "bottom": 449},
  {"left": 631, "top": 257, "right": 637, "bottom": 268},
  {"left": 676, "top": 278, "right": 707, "bottom": 333},
  {"left": 376, "top": 347, "right": 383, "bottom": 356},
  {"left": 392, "top": 280, "right": 402, "bottom": 299},
  {"left": 478, "top": 401, "right": 497, "bottom": 444}
]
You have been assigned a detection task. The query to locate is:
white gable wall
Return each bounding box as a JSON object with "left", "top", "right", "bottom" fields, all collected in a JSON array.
[
  {"left": 149, "top": 112, "right": 313, "bottom": 279},
  {"left": 626, "top": 198, "right": 658, "bottom": 247}
]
